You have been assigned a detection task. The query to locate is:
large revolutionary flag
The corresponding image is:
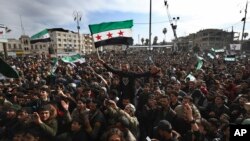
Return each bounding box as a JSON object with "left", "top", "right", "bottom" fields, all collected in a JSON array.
[
  {"left": 61, "top": 54, "right": 85, "bottom": 64},
  {"left": 30, "top": 29, "right": 51, "bottom": 44},
  {"left": 0, "top": 58, "right": 19, "bottom": 78},
  {"left": 89, "top": 20, "right": 133, "bottom": 48}
]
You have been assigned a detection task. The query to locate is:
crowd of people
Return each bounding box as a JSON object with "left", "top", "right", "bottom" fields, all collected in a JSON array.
[{"left": 0, "top": 49, "right": 249, "bottom": 141}]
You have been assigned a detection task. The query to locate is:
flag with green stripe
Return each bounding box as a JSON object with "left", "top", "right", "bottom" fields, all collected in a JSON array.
[
  {"left": 61, "top": 54, "right": 85, "bottom": 64},
  {"left": 51, "top": 57, "right": 58, "bottom": 74},
  {"left": 89, "top": 20, "right": 133, "bottom": 48},
  {"left": 31, "top": 29, "right": 51, "bottom": 44},
  {"left": 195, "top": 55, "right": 203, "bottom": 70},
  {"left": 0, "top": 58, "right": 19, "bottom": 78}
]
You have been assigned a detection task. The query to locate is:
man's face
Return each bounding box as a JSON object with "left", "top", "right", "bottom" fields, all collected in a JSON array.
[
  {"left": 215, "top": 97, "right": 223, "bottom": 105},
  {"left": 160, "top": 97, "right": 169, "bottom": 107},
  {"left": 6, "top": 109, "right": 16, "bottom": 119},
  {"left": 17, "top": 111, "right": 29, "bottom": 121},
  {"left": 121, "top": 64, "right": 129, "bottom": 71},
  {"left": 122, "top": 99, "right": 130, "bottom": 107},
  {"left": 71, "top": 121, "right": 82, "bottom": 132},
  {"left": 39, "top": 90, "right": 48, "bottom": 101},
  {"left": 189, "top": 82, "right": 195, "bottom": 89},
  {"left": 39, "top": 110, "right": 50, "bottom": 121}
]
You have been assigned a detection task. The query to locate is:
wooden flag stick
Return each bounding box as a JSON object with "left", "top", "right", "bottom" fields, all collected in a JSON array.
[{"left": 97, "top": 48, "right": 100, "bottom": 60}]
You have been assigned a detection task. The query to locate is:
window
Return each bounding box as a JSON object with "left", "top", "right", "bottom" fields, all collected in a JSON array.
[
  {"left": 19, "top": 44, "right": 22, "bottom": 49},
  {"left": 35, "top": 45, "right": 38, "bottom": 49},
  {"left": 14, "top": 44, "right": 17, "bottom": 49},
  {"left": 31, "top": 45, "right": 33, "bottom": 49},
  {"left": 59, "top": 44, "right": 61, "bottom": 47},
  {"left": 58, "top": 33, "right": 61, "bottom": 36},
  {"left": 64, "top": 39, "right": 66, "bottom": 42},
  {"left": 40, "top": 45, "right": 42, "bottom": 49},
  {"left": 8, "top": 44, "right": 12, "bottom": 49},
  {"left": 58, "top": 39, "right": 61, "bottom": 42}
]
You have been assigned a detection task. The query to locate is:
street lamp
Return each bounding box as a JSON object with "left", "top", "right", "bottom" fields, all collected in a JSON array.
[
  {"left": 73, "top": 11, "right": 82, "bottom": 54},
  {"left": 171, "top": 17, "right": 179, "bottom": 51}
]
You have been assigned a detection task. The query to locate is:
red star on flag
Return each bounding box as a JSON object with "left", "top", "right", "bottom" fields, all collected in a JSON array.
[
  {"left": 95, "top": 34, "right": 102, "bottom": 40},
  {"left": 118, "top": 30, "right": 124, "bottom": 36},
  {"left": 107, "top": 32, "right": 113, "bottom": 38}
]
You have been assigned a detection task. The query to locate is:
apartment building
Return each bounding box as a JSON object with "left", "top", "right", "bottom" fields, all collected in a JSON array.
[{"left": 178, "top": 29, "right": 234, "bottom": 51}]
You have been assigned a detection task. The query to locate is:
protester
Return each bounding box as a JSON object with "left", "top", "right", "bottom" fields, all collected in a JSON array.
[{"left": 0, "top": 49, "right": 249, "bottom": 141}]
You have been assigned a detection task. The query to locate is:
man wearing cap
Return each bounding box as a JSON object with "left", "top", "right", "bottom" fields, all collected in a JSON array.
[{"left": 152, "top": 120, "right": 180, "bottom": 141}]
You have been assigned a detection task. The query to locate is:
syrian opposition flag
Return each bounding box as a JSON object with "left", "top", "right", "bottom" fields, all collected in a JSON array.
[
  {"left": 51, "top": 57, "right": 58, "bottom": 74},
  {"left": 89, "top": 20, "right": 133, "bottom": 48},
  {"left": 224, "top": 55, "right": 236, "bottom": 62},
  {"left": 207, "top": 53, "right": 215, "bottom": 59},
  {"left": 61, "top": 54, "right": 85, "bottom": 64},
  {"left": 0, "top": 58, "right": 19, "bottom": 79},
  {"left": 30, "top": 29, "right": 51, "bottom": 44},
  {"left": 185, "top": 73, "right": 196, "bottom": 82},
  {"left": 195, "top": 55, "right": 203, "bottom": 70}
]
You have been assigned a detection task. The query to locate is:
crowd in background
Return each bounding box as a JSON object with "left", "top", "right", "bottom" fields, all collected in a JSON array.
[{"left": 0, "top": 49, "right": 250, "bottom": 141}]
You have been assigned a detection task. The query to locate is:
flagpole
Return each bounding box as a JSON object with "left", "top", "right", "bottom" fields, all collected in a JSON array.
[{"left": 97, "top": 47, "right": 100, "bottom": 60}]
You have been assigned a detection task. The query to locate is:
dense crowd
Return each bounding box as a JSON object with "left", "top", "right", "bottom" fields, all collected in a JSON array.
[{"left": 0, "top": 49, "right": 249, "bottom": 141}]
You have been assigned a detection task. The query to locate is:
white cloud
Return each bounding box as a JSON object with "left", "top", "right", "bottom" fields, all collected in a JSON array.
[{"left": 0, "top": 0, "right": 248, "bottom": 42}]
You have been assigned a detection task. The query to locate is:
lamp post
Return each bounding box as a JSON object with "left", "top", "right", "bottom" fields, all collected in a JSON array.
[
  {"left": 171, "top": 17, "right": 179, "bottom": 51},
  {"left": 0, "top": 24, "right": 11, "bottom": 59},
  {"left": 73, "top": 11, "right": 82, "bottom": 54}
]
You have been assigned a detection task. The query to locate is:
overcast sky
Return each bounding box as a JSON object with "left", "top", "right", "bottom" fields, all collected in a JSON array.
[{"left": 0, "top": 0, "right": 249, "bottom": 43}]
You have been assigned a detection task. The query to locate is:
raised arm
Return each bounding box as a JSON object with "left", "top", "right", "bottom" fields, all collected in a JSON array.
[{"left": 98, "top": 58, "right": 123, "bottom": 75}]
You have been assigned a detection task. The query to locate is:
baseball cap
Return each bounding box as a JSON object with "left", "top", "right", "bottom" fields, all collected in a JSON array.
[{"left": 157, "top": 120, "right": 172, "bottom": 132}]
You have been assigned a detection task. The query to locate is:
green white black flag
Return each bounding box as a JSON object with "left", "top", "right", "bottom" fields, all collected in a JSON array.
[
  {"left": 61, "top": 54, "right": 85, "bottom": 64},
  {"left": 89, "top": 20, "right": 133, "bottom": 48},
  {"left": 0, "top": 58, "right": 19, "bottom": 78}
]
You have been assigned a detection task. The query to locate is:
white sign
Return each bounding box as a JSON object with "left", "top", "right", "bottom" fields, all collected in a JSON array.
[{"left": 230, "top": 44, "right": 241, "bottom": 51}]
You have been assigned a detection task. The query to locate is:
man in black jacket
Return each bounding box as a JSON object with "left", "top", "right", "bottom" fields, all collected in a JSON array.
[{"left": 98, "top": 58, "right": 160, "bottom": 105}]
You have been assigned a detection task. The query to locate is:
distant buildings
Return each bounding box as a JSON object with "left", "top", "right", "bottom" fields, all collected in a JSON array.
[
  {"left": 1, "top": 28, "right": 248, "bottom": 58},
  {"left": 1, "top": 28, "right": 95, "bottom": 57},
  {"left": 178, "top": 29, "right": 235, "bottom": 51}
]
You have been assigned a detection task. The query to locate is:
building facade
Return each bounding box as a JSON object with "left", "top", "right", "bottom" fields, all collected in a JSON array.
[
  {"left": 2, "top": 28, "right": 95, "bottom": 57},
  {"left": 178, "top": 29, "right": 234, "bottom": 51}
]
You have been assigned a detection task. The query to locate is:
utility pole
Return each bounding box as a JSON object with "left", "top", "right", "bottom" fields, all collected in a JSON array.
[
  {"left": 73, "top": 11, "right": 82, "bottom": 54},
  {"left": 149, "top": 0, "right": 152, "bottom": 51},
  {"left": 241, "top": 0, "right": 248, "bottom": 54}
]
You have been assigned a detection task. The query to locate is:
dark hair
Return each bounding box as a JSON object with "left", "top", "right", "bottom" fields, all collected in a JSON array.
[
  {"left": 104, "top": 128, "right": 125, "bottom": 141},
  {"left": 157, "top": 120, "right": 172, "bottom": 132},
  {"left": 77, "top": 97, "right": 87, "bottom": 104}
]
